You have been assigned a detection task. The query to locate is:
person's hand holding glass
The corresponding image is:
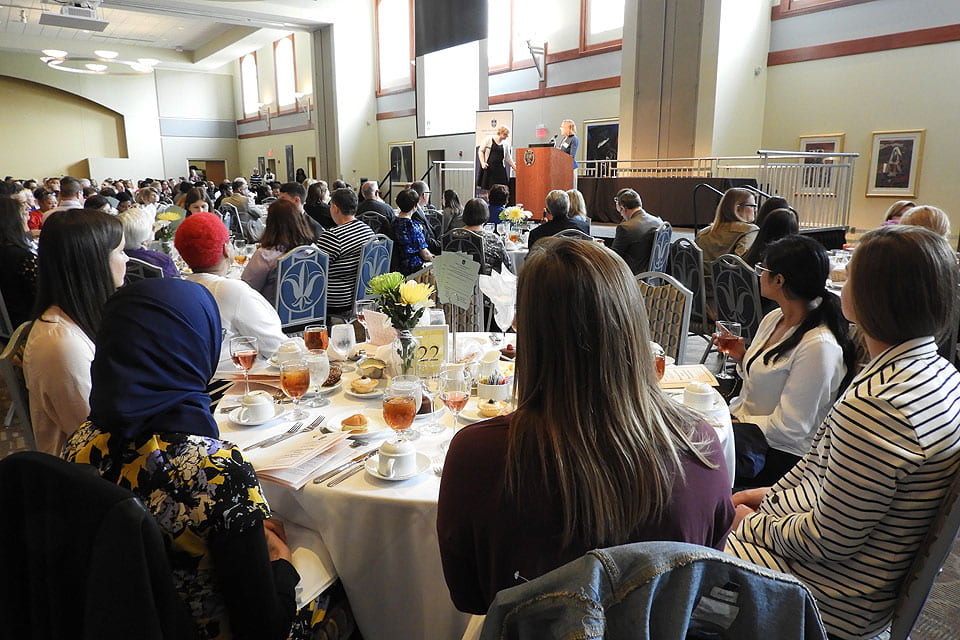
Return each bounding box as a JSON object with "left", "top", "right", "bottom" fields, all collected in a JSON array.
[{"left": 713, "top": 320, "right": 743, "bottom": 380}]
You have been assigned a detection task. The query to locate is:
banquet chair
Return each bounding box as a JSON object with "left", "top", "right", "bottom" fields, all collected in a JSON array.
[
  {"left": 647, "top": 221, "right": 673, "bottom": 273},
  {"left": 275, "top": 245, "right": 329, "bottom": 332},
  {"left": 218, "top": 203, "right": 242, "bottom": 237},
  {"left": 0, "top": 321, "right": 35, "bottom": 449},
  {"left": 669, "top": 238, "right": 710, "bottom": 335},
  {"left": 480, "top": 541, "right": 827, "bottom": 640},
  {"left": 442, "top": 228, "right": 486, "bottom": 270},
  {"left": 358, "top": 211, "right": 391, "bottom": 236},
  {"left": 711, "top": 253, "right": 763, "bottom": 345},
  {"left": 555, "top": 228, "right": 594, "bottom": 241},
  {"left": 406, "top": 264, "right": 483, "bottom": 332},
  {"left": 0, "top": 287, "right": 12, "bottom": 341},
  {"left": 636, "top": 271, "right": 692, "bottom": 364},
  {"left": 0, "top": 451, "right": 196, "bottom": 640},
  {"left": 329, "top": 234, "right": 393, "bottom": 325},
  {"left": 124, "top": 257, "right": 164, "bottom": 285},
  {"left": 425, "top": 209, "right": 444, "bottom": 241},
  {"left": 886, "top": 466, "right": 960, "bottom": 640}
]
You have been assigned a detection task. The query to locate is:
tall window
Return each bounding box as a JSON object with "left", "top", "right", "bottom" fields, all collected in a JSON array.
[
  {"left": 487, "top": 0, "right": 511, "bottom": 70},
  {"left": 376, "top": 0, "right": 414, "bottom": 94},
  {"left": 581, "top": 0, "right": 624, "bottom": 51},
  {"left": 274, "top": 35, "right": 297, "bottom": 108},
  {"left": 241, "top": 54, "right": 259, "bottom": 116}
]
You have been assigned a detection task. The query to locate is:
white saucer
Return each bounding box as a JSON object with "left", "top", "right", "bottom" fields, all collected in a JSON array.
[
  {"left": 339, "top": 408, "right": 389, "bottom": 437},
  {"left": 414, "top": 403, "right": 445, "bottom": 421},
  {"left": 344, "top": 378, "right": 385, "bottom": 399},
  {"left": 228, "top": 404, "right": 286, "bottom": 426},
  {"left": 364, "top": 452, "right": 431, "bottom": 481},
  {"left": 458, "top": 401, "right": 512, "bottom": 423},
  {"left": 316, "top": 380, "right": 342, "bottom": 394}
]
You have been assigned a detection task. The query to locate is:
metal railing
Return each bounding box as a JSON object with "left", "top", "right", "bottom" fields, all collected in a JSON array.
[
  {"left": 579, "top": 150, "right": 859, "bottom": 229},
  {"left": 429, "top": 161, "right": 475, "bottom": 207}
]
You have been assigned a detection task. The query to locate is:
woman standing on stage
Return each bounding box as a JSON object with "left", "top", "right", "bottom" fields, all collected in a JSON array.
[{"left": 478, "top": 126, "right": 516, "bottom": 191}]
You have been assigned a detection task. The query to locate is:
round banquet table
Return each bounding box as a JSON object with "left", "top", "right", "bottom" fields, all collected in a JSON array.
[{"left": 215, "top": 335, "right": 735, "bottom": 640}]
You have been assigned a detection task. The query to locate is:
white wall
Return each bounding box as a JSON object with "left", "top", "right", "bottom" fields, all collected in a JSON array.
[
  {"left": 762, "top": 40, "right": 960, "bottom": 239},
  {"left": 709, "top": 0, "right": 770, "bottom": 156}
]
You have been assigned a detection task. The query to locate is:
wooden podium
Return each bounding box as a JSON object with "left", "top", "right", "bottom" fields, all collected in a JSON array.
[{"left": 514, "top": 147, "right": 574, "bottom": 219}]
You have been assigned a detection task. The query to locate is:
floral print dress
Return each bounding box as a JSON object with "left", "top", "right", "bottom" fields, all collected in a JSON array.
[{"left": 64, "top": 423, "right": 272, "bottom": 640}]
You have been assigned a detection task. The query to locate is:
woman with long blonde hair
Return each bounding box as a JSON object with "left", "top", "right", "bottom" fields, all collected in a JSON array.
[{"left": 438, "top": 238, "right": 734, "bottom": 614}]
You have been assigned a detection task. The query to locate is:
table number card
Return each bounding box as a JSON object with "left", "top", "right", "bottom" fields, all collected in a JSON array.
[
  {"left": 433, "top": 251, "right": 480, "bottom": 310},
  {"left": 412, "top": 325, "right": 448, "bottom": 374}
]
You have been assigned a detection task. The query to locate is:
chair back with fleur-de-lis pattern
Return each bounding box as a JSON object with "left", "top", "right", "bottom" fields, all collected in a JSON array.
[
  {"left": 555, "top": 229, "right": 594, "bottom": 241},
  {"left": 356, "top": 235, "right": 394, "bottom": 303},
  {"left": 358, "top": 211, "right": 391, "bottom": 235},
  {"left": 442, "top": 229, "right": 486, "bottom": 271},
  {"left": 669, "top": 238, "right": 709, "bottom": 336},
  {"left": 711, "top": 254, "right": 762, "bottom": 343},
  {"left": 123, "top": 257, "right": 164, "bottom": 286},
  {"left": 647, "top": 222, "right": 673, "bottom": 273},
  {"left": 275, "top": 245, "right": 329, "bottom": 329}
]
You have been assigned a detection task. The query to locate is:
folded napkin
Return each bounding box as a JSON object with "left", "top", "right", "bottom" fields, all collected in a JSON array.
[
  {"left": 479, "top": 267, "right": 517, "bottom": 332},
  {"left": 364, "top": 309, "right": 398, "bottom": 346}
]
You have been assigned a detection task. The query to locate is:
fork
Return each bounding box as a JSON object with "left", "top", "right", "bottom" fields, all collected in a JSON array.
[
  {"left": 260, "top": 414, "right": 326, "bottom": 449},
  {"left": 432, "top": 454, "right": 445, "bottom": 477},
  {"left": 242, "top": 421, "right": 303, "bottom": 451}
]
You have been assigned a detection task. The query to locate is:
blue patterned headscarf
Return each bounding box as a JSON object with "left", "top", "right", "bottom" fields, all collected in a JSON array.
[{"left": 89, "top": 278, "right": 222, "bottom": 440}]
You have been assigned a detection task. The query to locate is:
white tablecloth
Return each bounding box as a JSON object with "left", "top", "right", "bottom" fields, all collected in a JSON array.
[{"left": 215, "top": 337, "right": 736, "bottom": 640}]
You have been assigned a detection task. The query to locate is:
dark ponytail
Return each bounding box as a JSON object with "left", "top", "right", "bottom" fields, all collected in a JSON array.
[{"left": 761, "top": 236, "right": 856, "bottom": 393}]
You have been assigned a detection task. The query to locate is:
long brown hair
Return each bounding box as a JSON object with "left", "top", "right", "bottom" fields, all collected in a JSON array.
[
  {"left": 712, "top": 187, "right": 754, "bottom": 228},
  {"left": 260, "top": 199, "right": 313, "bottom": 250},
  {"left": 507, "top": 238, "right": 715, "bottom": 548}
]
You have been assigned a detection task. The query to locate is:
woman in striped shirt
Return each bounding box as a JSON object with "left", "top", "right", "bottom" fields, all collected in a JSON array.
[{"left": 726, "top": 225, "right": 960, "bottom": 640}]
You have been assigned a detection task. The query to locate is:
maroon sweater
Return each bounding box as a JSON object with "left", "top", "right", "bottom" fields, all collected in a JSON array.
[{"left": 437, "top": 415, "right": 734, "bottom": 614}]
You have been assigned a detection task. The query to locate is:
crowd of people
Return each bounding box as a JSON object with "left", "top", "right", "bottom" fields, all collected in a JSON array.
[{"left": 1, "top": 164, "right": 958, "bottom": 640}]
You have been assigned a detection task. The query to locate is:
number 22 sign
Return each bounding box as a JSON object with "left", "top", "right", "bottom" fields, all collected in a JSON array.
[{"left": 412, "top": 325, "right": 448, "bottom": 374}]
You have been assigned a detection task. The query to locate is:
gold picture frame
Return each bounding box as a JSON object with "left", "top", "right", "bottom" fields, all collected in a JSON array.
[{"left": 866, "top": 129, "right": 924, "bottom": 198}]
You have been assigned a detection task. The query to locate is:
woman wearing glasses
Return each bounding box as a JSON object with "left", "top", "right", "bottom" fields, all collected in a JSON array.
[
  {"left": 695, "top": 187, "right": 760, "bottom": 264},
  {"left": 714, "top": 235, "right": 855, "bottom": 488}
]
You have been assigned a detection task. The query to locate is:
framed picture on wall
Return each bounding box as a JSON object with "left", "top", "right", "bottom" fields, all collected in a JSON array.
[
  {"left": 584, "top": 118, "right": 619, "bottom": 162},
  {"left": 798, "top": 133, "right": 844, "bottom": 193},
  {"left": 387, "top": 141, "right": 414, "bottom": 186},
  {"left": 866, "top": 129, "right": 924, "bottom": 197}
]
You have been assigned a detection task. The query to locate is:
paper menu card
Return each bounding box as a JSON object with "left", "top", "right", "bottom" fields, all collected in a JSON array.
[
  {"left": 658, "top": 364, "right": 719, "bottom": 389},
  {"left": 433, "top": 251, "right": 480, "bottom": 310}
]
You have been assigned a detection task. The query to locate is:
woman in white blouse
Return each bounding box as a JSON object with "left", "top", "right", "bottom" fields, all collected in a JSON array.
[{"left": 716, "top": 235, "right": 855, "bottom": 487}]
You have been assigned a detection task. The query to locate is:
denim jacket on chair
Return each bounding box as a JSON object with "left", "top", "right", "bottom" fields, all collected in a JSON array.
[{"left": 479, "top": 541, "right": 827, "bottom": 640}]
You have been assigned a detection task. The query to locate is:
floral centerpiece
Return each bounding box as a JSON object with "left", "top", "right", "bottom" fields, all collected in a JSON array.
[
  {"left": 499, "top": 204, "right": 533, "bottom": 226},
  {"left": 367, "top": 272, "right": 436, "bottom": 374},
  {"left": 153, "top": 210, "right": 183, "bottom": 250}
]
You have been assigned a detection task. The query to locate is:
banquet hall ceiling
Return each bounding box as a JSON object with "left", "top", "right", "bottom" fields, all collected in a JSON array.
[{"left": 0, "top": 0, "right": 333, "bottom": 69}]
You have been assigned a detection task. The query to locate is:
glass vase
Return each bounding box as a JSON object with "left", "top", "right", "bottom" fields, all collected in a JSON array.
[{"left": 394, "top": 329, "right": 420, "bottom": 376}]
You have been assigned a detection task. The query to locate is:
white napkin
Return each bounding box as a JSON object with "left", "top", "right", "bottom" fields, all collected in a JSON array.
[
  {"left": 478, "top": 267, "right": 518, "bottom": 332},
  {"left": 363, "top": 309, "right": 398, "bottom": 346}
]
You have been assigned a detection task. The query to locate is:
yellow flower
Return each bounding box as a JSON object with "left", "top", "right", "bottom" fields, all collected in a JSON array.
[
  {"left": 157, "top": 211, "right": 182, "bottom": 221},
  {"left": 398, "top": 281, "right": 435, "bottom": 307}
]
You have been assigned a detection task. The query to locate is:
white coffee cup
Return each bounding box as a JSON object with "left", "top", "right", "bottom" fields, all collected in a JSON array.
[
  {"left": 683, "top": 381, "right": 716, "bottom": 412},
  {"left": 238, "top": 390, "right": 275, "bottom": 422},
  {"left": 377, "top": 440, "right": 417, "bottom": 478},
  {"left": 275, "top": 339, "right": 305, "bottom": 364}
]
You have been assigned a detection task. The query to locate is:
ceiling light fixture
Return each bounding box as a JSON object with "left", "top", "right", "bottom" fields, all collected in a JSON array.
[
  {"left": 94, "top": 50, "right": 119, "bottom": 59},
  {"left": 42, "top": 49, "right": 69, "bottom": 58},
  {"left": 40, "top": 50, "right": 159, "bottom": 76}
]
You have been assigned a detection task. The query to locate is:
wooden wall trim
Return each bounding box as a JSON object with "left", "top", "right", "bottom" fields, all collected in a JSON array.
[
  {"left": 488, "top": 43, "right": 622, "bottom": 76},
  {"left": 771, "top": 0, "right": 876, "bottom": 20},
  {"left": 768, "top": 23, "right": 960, "bottom": 66},
  {"left": 376, "top": 108, "right": 417, "bottom": 121},
  {"left": 236, "top": 114, "right": 263, "bottom": 125},
  {"left": 238, "top": 123, "right": 314, "bottom": 139},
  {"left": 488, "top": 75, "right": 620, "bottom": 105}
]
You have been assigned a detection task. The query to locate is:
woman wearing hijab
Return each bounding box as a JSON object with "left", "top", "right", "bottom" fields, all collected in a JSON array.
[{"left": 62, "top": 278, "right": 301, "bottom": 640}]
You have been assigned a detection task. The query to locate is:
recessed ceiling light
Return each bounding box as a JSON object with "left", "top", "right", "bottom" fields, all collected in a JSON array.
[
  {"left": 85, "top": 63, "right": 107, "bottom": 72},
  {"left": 42, "top": 49, "right": 68, "bottom": 58},
  {"left": 94, "top": 50, "right": 118, "bottom": 59}
]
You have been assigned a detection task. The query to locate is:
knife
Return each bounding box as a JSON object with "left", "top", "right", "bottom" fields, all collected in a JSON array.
[
  {"left": 327, "top": 463, "right": 366, "bottom": 487},
  {"left": 313, "top": 451, "right": 375, "bottom": 484}
]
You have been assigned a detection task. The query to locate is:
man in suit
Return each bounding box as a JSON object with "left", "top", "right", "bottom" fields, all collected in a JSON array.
[
  {"left": 611, "top": 188, "right": 663, "bottom": 274},
  {"left": 527, "top": 190, "right": 582, "bottom": 249}
]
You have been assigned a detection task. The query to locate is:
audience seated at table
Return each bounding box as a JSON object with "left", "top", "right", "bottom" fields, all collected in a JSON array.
[
  {"left": 44, "top": 176, "right": 83, "bottom": 220},
  {"left": 486, "top": 183, "right": 509, "bottom": 225},
  {"left": 29, "top": 189, "right": 56, "bottom": 234},
  {"left": 438, "top": 238, "right": 734, "bottom": 614},
  {"left": 610, "top": 188, "right": 663, "bottom": 274},
  {"left": 392, "top": 188, "right": 434, "bottom": 275},
  {"left": 754, "top": 196, "right": 792, "bottom": 227},
  {"left": 882, "top": 199, "right": 914, "bottom": 225},
  {"left": 696, "top": 187, "right": 759, "bottom": 264},
  {"left": 410, "top": 180, "right": 442, "bottom": 254},
  {"left": 527, "top": 190, "right": 588, "bottom": 249},
  {"left": 184, "top": 187, "right": 210, "bottom": 215},
  {"left": 741, "top": 207, "right": 800, "bottom": 268},
  {"left": 62, "top": 278, "right": 308, "bottom": 640},
  {"left": 304, "top": 180, "right": 334, "bottom": 230},
  {"left": 117, "top": 206, "right": 179, "bottom": 278},
  {"left": 316, "top": 187, "right": 375, "bottom": 315},
  {"left": 566, "top": 188, "right": 590, "bottom": 229},
  {"left": 221, "top": 179, "right": 260, "bottom": 225},
  {"left": 0, "top": 196, "right": 37, "bottom": 328},
  {"left": 459, "top": 198, "right": 513, "bottom": 275},
  {"left": 356, "top": 180, "right": 396, "bottom": 223},
  {"left": 900, "top": 204, "right": 951, "bottom": 239},
  {"left": 726, "top": 225, "right": 960, "bottom": 640},
  {"left": 242, "top": 200, "right": 316, "bottom": 305},
  {"left": 175, "top": 211, "right": 286, "bottom": 367},
  {"left": 24, "top": 210, "right": 127, "bottom": 454},
  {"left": 441, "top": 189, "right": 464, "bottom": 234},
  {"left": 277, "top": 182, "right": 323, "bottom": 241},
  {"left": 719, "top": 235, "right": 855, "bottom": 488}
]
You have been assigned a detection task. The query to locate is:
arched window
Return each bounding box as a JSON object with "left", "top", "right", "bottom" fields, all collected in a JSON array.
[
  {"left": 275, "top": 35, "right": 296, "bottom": 108},
  {"left": 241, "top": 54, "right": 259, "bottom": 116}
]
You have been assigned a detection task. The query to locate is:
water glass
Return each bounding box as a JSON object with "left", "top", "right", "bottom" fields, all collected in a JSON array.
[{"left": 304, "top": 349, "right": 330, "bottom": 408}]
